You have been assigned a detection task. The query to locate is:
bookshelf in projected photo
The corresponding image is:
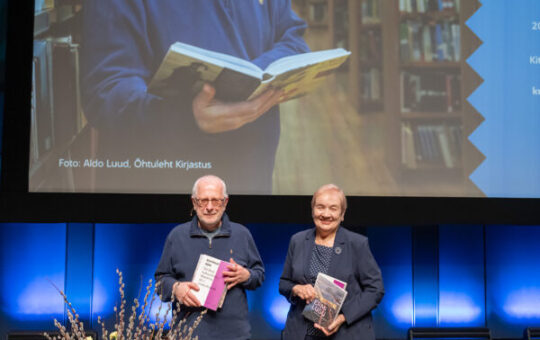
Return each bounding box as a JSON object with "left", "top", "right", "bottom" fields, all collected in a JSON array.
[
  {"left": 382, "top": 0, "right": 473, "bottom": 180},
  {"left": 329, "top": 0, "right": 384, "bottom": 113},
  {"left": 305, "top": 0, "right": 329, "bottom": 28},
  {"left": 297, "top": 0, "right": 385, "bottom": 113},
  {"left": 30, "top": 0, "right": 96, "bottom": 191},
  {"left": 356, "top": 0, "right": 383, "bottom": 113}
]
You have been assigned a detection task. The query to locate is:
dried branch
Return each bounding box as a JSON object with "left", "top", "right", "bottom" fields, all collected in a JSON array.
[{"left": 50, "top": 271, "right": 204, "bottom": 340}]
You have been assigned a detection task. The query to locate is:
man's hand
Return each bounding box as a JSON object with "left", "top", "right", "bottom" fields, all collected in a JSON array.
[
  {"left": 192, "top": 83, "right": 282, "bottom": 133},
  {"left": 223, "top": 258, "right": 251, "bottom": 289},
  {"left": 314, "top": 314, "right": 346, "bottom": 336},
  {"left": 173, "top": 281, "right": 201, "bottom": 307},
  {"left": 292, "top": 284, "right": 317, "bottom": 303}
]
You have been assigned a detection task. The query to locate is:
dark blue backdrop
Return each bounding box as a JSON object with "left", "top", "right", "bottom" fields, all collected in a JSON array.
[{"left": 1, "top": 223, "right": 540, "bottom": 339}]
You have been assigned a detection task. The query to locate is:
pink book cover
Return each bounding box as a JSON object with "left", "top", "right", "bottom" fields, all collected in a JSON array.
[
  {"left": 191, "top": 254, "right": 229, "bottom": 311},
  {"left": 333, "top": 279, "right": 345, "bottom": 289},
  {"left": 203, "top": 260, "right": 228, "bottom": 311}
]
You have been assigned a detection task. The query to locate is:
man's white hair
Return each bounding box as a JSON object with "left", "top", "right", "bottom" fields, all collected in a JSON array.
[{"left": 191, "top": 175, "right": 228, "bottom": 198}]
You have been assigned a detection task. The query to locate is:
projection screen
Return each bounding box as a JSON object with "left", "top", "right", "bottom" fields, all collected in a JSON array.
[{"left": 28, "top": 0, "right": 540, "bottom": 198}]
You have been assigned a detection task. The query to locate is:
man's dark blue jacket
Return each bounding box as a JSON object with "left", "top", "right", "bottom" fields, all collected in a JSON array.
[{"left": 155, "top": 214, "right": 264, "bottom": 340}]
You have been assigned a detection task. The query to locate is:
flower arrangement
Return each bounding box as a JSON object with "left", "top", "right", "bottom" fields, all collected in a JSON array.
[{"left": 45, "top": 269, "right": 206, "bottom": 340}]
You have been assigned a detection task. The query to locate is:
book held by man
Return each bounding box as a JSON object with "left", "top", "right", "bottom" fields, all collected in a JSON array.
[
  {"left": 191, "top": 254, "right": 229, "bottom": 311},
  {"left": 302, "top": 273, "right": 348, "bottom": 328},
  {"left": 148, "top": 42, "right": 350, "bottom": 103}
]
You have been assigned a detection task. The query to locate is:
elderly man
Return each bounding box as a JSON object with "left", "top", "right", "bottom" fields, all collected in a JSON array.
[{"left": 155, "top": 175, "right": 264, "bottom": 340}]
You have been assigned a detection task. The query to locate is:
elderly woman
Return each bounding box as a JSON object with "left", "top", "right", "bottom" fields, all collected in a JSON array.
[{"left": 279, "top": 184, "right": 384, "bottom": 340}]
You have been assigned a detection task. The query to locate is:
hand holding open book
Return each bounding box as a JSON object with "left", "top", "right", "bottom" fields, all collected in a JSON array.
[
  {"left": 149, "top": 42, "right": 350, "bottom": 133},
  {"left": 192, "top": 83, "right": 283, "bottom": 133},
  {"left": 148, "top": 42, "right": 350, "bottom": 103}
]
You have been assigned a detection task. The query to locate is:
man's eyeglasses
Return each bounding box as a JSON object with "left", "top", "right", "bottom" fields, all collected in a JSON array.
[{"left": 194, "top": 198, "right": 226, "bottom": 207}]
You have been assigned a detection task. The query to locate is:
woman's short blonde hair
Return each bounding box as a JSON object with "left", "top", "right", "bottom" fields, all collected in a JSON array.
[{"left": 311, "top": 184, "right": 347, "bottom": 213}]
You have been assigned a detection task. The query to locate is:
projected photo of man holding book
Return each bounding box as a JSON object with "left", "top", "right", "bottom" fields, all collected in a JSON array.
[
  {"left": 33, "top": 0, "right": 362, "bottom": 196},
  {"left": 30, "top": 0, "right": 503, "bottom": 198},
  {"left": 76, "top": 0, "right": 348, "bottom": 194}
]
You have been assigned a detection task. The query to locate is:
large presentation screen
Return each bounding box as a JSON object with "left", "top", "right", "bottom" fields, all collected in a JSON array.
[{"left": 28, "top": 0, "right": 540, "bottom": 197}]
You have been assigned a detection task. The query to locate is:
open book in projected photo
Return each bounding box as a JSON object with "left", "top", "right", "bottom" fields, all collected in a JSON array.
[{"left": 148, "top": 41, "right": 350, "bottom": 103}]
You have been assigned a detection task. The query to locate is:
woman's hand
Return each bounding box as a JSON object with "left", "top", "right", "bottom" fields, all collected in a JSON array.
[
  {"left": 314, "top": 314, "right": 346, "bottom": 336},
  {"left": 292, "top": 284, "right": 317, "bottom": 303}
]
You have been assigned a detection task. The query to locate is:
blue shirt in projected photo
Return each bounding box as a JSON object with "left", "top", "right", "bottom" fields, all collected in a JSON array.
[
  {"left": 81, "top": 0, "right": 309, "bottom": 194},
  {"left": 467, "top": 0, "right": 540, "bottom": 197}
]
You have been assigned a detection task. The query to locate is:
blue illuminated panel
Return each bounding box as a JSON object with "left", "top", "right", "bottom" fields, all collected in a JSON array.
[
  {"left": 0, "top": 223, "right": 67, "bottom": 338},
  {"left": 486, "top": 225, "right": 540, "bottom": 338},
  {"left": 369, "top": 226, "right": 413, "bottom": 339},
  {"left": 92, "top": 223, "right": 175, "bottom": 326},
  {"left": 412, "top": 227, "right": 438, "bottom": 327},
  {"left": 247, "top": 223, "right": 309, "bottom": 339},
  {"left": 438, "top": 225, "right": 485, "bottom": 326},
  {"left": 65, "top": 223, "right": 95, "bottom": 326}
]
